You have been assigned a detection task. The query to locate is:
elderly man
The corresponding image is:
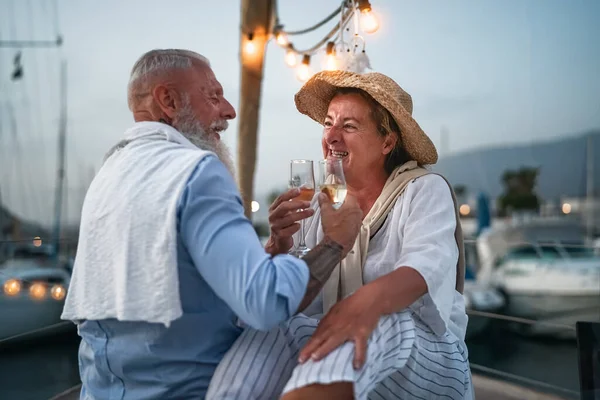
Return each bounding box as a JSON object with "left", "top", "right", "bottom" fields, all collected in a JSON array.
[{"left": 61, "top": 49, "right": 362, "bottom": 400}]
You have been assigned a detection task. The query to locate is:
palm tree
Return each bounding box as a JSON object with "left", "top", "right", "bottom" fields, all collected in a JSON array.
[{"left": 497, "top": 166, "right": 541, "bottom": 216}]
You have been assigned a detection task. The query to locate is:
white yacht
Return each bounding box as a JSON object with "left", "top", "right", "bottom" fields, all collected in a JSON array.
[{"left": 475, "top": 218, "right": 600, "bottom": 335}]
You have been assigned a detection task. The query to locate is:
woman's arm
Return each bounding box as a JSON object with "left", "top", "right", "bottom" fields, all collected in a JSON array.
[
  {"left": 368, "top": 174, "right": 458, "bottom": 319},
  {"left": 359, "top": 266, "right": 427, "bottom": 315}
]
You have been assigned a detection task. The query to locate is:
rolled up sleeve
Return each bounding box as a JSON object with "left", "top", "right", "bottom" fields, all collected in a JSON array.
[
  {"left": 178, "top": 155, "right": 309, "bottom": 330},
  {"left": 395, "top": 174, "right": 459, "bottom": 335}
]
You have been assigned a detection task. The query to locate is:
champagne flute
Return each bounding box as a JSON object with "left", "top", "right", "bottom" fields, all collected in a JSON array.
[
  {"left": 289, "top": 159, "right": 315, "bottom": 258},
  {"left": 317, "top": 158, "right": 347, "bottom": 209}
]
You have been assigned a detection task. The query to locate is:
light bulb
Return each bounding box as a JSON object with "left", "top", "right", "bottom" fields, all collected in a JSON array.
[
  {"left": 459, "top": 204, "right": 471, "bottom": 216},
  {"left": 285, "top": 49, "right": 297, "bottom": 67},
  {"left": 3, "top": 279, "right": 21, "bottom": 296},
  {"left": 29, "top": 282, "right": 46, "bottom": 300},
  {"left": 51, "top": 285, "right": 66, "bottom": 301},
  {"left": 360, "top": 9, "right": 379, "bottom": 34},
  {"left": 296, "top": 63, "right": 311, "bottom": 82},
  {"left": 324, "top": 54, "right": 338, "bottom": 71},
  {"left": 244, "top": 40, "right": 256, "bottom": 55},
  {"left": 244, "top": 33, "right": 256, "bottom": 55},
  {"left": 33, "top": 236, "right": 42, "bottom": 247},
  {"left": 275, "top": 32, "right": 288, "bottom": 46}
]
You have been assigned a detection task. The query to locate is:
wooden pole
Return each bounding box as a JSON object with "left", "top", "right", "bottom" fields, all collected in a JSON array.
[{"left": 238, "top": 0, "right": 274, "bottom": 218}]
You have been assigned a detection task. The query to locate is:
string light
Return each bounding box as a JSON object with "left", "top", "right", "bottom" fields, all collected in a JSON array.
[
  {"left": 296, "top": 55, "right": 312, "bottom": 82},
  {"left": 275, "top": 32, "right": 288, "bottom": 47},
  {"left": 357, "top": 0, "right": 380, "bottom": 33},
  {"left": 273, "top": 1, "right": 380, "bottom": 78},
  {"left": 272, "top": 24, "right": 289, "bottom": 47},
  {"left": 324, "top": 42, "right": 338, "bottom": 71},
  {"left": 284, "top": 44, "right": 297, "bottom": 67},
  {"left": 244, "top": 32, "right": 256, "bottom": 55}
]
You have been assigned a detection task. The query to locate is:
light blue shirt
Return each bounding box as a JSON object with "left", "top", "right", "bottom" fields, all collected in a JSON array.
[{"left": 77, "top": 154, "right": 309, "bottom": 400}]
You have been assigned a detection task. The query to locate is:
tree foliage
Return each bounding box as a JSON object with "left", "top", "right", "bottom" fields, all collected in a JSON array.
[{"left": 497, "top": 166, "right": 541, "bottom": 216}]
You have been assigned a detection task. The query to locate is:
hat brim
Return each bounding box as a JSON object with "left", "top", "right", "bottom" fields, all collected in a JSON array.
[{"left": 294, "top": 71, "right": 438, "bottom": 165}]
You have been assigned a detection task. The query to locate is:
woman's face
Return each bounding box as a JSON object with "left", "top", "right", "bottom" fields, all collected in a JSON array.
[{"left": 322, "top": 92, "right": 396, "bottom": 185}]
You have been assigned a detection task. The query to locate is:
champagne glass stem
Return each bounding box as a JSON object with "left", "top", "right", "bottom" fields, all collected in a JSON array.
[{"left": 298, "top": 217, "right": 306, "bottom": 249}]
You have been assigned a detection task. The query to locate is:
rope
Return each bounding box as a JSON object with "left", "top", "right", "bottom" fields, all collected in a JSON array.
[
  {"left": 470, "top": 363, "right": 580, "bottom": 398},
  {"left": 279, "top": 4, "right": 343, "bottom": 36},
  {"left": 0, "top": 321, "right": 73, "bottom": 346},
  {"left": 293, "top": 6, "right": 354, "bottom": 55},
  {"left": 466, "top": 310, "right": 576, "bottom": 331}
]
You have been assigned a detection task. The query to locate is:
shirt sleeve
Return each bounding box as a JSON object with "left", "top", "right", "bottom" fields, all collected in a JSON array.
[
  {"left": 177, "top": 155, "right": 309, "bottom": 331},
  {"left": 395, "top": 174, "right": 459, "bottom": 335}
]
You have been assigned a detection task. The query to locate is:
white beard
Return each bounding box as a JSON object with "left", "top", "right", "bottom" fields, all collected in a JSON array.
[{"left": 172, "top": 102, "right": 236, "bottom": 177}]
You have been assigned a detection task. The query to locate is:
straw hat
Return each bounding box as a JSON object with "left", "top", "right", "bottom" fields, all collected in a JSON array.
[{"left": 294, "top": 70, "right": 438, "bottom": 165}]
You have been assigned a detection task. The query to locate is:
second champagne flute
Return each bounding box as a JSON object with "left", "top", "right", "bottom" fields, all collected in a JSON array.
[
  {"left": 289, "top": 159, "right": 315, "bottom": 258},
  {"left": 317, "top": 158, "right": 347, "bottom": 209}
]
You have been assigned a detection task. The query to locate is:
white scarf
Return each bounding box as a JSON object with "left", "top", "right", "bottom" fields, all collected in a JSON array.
[{"left": 61, "top": 122, "right": 212, "bottom": 327}]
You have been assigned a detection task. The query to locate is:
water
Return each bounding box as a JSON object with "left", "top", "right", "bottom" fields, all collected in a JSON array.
[
  {"left": 467, "top": 322, "right": 581, "bottom": 398},
  {"left": 0, "top": 331, "right": 81, "bottom": 400},
  {"left": 0, "top": 324, "right": 582, "bottom": 399}
]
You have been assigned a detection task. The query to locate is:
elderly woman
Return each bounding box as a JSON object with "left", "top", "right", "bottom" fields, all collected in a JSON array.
[{"left": 207, "top": 71, "right": 473, "bottom": 400}]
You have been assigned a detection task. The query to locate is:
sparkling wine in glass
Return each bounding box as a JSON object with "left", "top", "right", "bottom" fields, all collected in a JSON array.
[
  {"left": 317, "top": 158, "right": 347, "bottom": 209},
  {"left": 289, "top": 159, "right": 315, "bottom": 258}
]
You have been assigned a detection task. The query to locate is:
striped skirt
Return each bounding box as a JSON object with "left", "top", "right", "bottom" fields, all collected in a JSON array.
[{"left": 207, "top": 311, "right": 473, "bottom": 399}]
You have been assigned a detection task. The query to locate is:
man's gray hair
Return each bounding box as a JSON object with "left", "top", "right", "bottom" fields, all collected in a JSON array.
[{"left": 127, "top": 49, "right": 210, "bottom": 110}]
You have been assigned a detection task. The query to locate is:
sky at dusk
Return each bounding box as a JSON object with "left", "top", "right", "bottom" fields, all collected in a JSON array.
[{"left": 1, "top": 0, "right": 599, "bottom": 225}]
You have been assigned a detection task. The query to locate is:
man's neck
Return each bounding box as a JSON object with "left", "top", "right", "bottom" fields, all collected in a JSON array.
[{"left": 132, "top": 111, "right": 163, "bottom": 123}]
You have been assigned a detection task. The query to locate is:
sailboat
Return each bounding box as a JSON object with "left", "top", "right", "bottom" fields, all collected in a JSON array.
[{"left": 0, "top": 60, "right": 75, "bottom": 345}]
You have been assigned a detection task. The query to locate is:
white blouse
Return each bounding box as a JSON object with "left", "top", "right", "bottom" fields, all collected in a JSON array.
[{"left": 296, "top": 174, "right": 469, "bottom": 341}]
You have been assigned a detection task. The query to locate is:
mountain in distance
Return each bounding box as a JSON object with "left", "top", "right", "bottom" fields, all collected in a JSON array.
[{"left": 432, "top": 130, "right": 600, "bottom": 202}]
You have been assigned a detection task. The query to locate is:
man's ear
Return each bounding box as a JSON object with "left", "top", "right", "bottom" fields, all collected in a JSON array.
[{"left": 153, "top": 84, "right": 179, "bottom": 121}]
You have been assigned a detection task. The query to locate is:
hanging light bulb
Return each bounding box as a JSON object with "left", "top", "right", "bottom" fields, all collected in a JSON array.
[
  {"left": 285, "top": 44, "right": 298, "bottom": 67},
  {"left": 244, "top": 32, "right": 256, "bottom": 55},
  {"left": 273, "top": 25, "right": 289, "bottom": 47},
  {"left": 276, "top": 32, "right": 288, "bottom": 46},
  {"left": 296, "top": 55, "right": 312, "bottom": 82},
  {"left": 275, "top": 32, "right": 288, "bottom": 46},
  {"left": 357, "top": 0, "right": 380, "bottom": 34},
  {"left": 324, "top": 42, "right": 338, "bottom": 71}
]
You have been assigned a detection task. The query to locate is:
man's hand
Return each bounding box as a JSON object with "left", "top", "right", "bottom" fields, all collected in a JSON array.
[
  {"left": 264, "top": 188, "right": 314, "bottom": 256},
  {"left": 294, "top": 194, "right": 363, "bottom": 312},
  {"left": 319, "top": 193, "right": 363, "bottom": 256}
]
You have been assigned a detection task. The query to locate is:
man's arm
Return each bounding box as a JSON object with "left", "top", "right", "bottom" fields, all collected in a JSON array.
[
  {"left": 178, "top": 156, "right": 349, "bottom": 329},
  {"left": 295, "top": 236, "right": 343, "bottom": 312}
]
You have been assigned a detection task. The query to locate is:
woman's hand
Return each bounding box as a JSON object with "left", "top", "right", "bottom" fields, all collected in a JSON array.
[
  {"left": 298, "top": 285, "right": 382, "bottom": 370},
  {"left": 264, "top": 188, "right": 314, "bottom": 256}
]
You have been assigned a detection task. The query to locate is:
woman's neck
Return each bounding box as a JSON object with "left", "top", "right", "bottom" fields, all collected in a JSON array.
[{"left": 347, "top": 172, "right": 389, "bottom": 217}]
